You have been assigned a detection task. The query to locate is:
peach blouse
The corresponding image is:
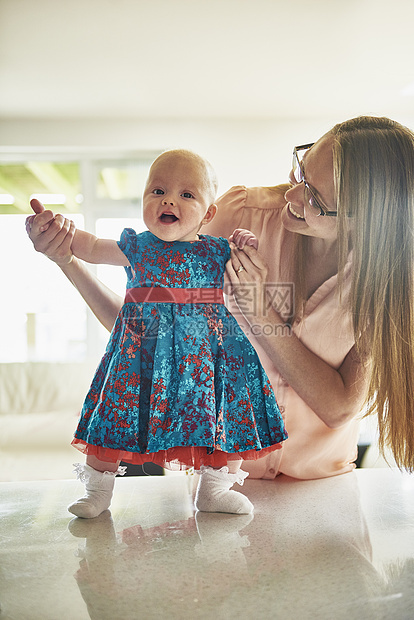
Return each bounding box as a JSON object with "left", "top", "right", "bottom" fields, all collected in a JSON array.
[{"left": 202, "top": 185, "right": 359, "bottom": 480}]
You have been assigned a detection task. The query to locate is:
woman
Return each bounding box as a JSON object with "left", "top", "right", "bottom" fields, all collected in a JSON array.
[{"left": 27, "top": 116, "right": 414, "bottom": 477}]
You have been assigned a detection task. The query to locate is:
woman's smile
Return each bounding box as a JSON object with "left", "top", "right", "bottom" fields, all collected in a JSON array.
[{"left": 288, "top": 203, "right": 305, "bottom": 220}]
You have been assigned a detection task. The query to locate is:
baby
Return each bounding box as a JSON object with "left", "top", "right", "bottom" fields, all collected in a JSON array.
[{"left": 30, "top": 149, "right": 286, "bottom": 518}]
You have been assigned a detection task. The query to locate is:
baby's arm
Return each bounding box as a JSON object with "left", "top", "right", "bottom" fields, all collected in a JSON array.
[
  {"left": 29, "top": 198, "right": 128, "bottom": 266},
  {"left": 71, "top": 229, "right": 129, "bottom": 266},
  {"left": 229, "top": 228, "right": 259, "bottom": 250}
]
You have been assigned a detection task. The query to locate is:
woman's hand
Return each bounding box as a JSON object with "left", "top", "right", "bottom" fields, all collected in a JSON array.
[
  {"left": 26, "top": 199, "right": 75, "bottom": 265},
  {"left": 227, "top": 242, "right": 367, "bottom": 428},
  {"left": 226, "top": 242, "right": 278, "bottom": 324},
  {"left": 25, "top": 198, "right": 123, "bottom": 332}
]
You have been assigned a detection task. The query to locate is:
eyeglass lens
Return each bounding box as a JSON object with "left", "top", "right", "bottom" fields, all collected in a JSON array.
[
  {"left": 292, "top": 146, "right": 322, "bottom": 213},
  {"left": 293, "top": 150, "right": 304, "bottom": 183},
  {"left": 293, "top": 145, "right": 340, "bottom": 216}
]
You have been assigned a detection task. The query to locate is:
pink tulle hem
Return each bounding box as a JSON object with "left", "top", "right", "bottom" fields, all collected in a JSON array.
[{"left": 71, "top": 438, "right": 283, "bottom": 471}]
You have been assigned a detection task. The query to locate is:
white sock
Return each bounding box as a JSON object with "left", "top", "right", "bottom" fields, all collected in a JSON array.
[
  {"left": 194, "top": 466, "right": 254, "bottom": 514},
  {"left": 68, "top": 463, "right": 126, "bottom": 519}
]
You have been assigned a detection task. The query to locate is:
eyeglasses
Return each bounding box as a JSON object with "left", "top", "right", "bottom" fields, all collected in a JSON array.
[{"left": 292, "top": 143, "right": 338, "bottom": 217}]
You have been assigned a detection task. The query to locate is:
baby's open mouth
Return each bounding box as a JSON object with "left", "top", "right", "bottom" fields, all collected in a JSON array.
[{"left": 160, "top": 213, "right": 178, "bottom": 223}]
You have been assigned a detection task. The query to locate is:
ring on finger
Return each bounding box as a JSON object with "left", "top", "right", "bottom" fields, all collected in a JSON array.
[{"left": 237, "top": 266, "right": 245, "bottom": 273}]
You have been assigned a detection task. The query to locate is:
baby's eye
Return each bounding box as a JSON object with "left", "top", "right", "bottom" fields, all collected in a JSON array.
[
  {"left": 181, "top": 192, "right": 194, "bottom": 199},
  {"left": 153, "top": 188, "right": 164, "bottom": 195}
]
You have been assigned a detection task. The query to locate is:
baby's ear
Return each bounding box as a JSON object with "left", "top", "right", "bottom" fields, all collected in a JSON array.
[{"left": 202, "top": 203, "right": 217, "bottom": 225}]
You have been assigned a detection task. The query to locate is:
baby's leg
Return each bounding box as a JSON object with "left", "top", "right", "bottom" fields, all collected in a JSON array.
[
  {"left": 227, "top": 458, "right": 243, "bottom": 474},
  {"left": 68, "top": 456, "right": 126, "bottom": 519},
  {"left": 195, "top": 458, "right": 253, "bottom": 514},
  {"left": 86, "top": 455, "right": 121, "bottom": 472}
]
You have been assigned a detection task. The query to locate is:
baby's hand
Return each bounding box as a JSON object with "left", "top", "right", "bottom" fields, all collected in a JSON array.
[{"left": 229, "top": 228, "right": 259, "bottom": 250}]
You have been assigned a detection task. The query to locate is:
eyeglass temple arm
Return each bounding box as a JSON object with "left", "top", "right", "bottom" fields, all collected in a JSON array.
[{"left": 294, "top": 143, "right": 315, "bottom": 152}]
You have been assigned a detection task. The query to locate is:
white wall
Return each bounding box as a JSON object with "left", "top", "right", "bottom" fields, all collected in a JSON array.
[{"left": 0, "top": 117, "right": 343, "bottom": 196}]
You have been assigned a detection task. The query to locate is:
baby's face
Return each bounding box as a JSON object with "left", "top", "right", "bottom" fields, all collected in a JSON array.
[{"left": 142, "top": 153, "right": 216, "bottom": 242}]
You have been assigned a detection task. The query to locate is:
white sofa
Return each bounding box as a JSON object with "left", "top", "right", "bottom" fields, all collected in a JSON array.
[{"left": 0, "top": 361, "right": 97, "bottom": 481}]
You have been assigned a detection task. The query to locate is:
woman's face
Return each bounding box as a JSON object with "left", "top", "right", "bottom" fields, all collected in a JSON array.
[{"left": 281, "top": 135, "right": 338, "bottom": 240}]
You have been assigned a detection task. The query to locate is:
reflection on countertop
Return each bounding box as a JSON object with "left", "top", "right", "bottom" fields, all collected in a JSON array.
[{"left": 0, "top": 468, "right": 413, "bottom": 620}]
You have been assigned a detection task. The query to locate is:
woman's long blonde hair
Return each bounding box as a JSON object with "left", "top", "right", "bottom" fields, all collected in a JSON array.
[
  {"left": 332, "top": 116, "right": 414, "bottom": 470},
  {"left": 292, "top": 116, "right": 414, "bottom": 469}
]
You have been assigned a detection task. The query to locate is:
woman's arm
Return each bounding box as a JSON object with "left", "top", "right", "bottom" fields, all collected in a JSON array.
[
  {"left": 60, "top": 258, "right": 124, "bottom": 331},
  {"left": 27, "top": 200, "right": 122, "bottom": 331},
  {"left": 227, "top": 244, "right": 369, "bottom": 428}
]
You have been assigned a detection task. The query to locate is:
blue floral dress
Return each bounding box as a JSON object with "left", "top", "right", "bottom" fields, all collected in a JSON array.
[{"left": 72, "top": 229, "right": 287, "bottom": 469}]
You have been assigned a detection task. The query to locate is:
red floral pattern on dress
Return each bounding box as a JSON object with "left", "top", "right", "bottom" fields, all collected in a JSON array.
[{"left": 72, "top": 230, "right": 287, "bottom": 469}]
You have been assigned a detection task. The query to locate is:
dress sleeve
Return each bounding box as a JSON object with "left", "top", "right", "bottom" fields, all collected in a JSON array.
[
  {"left": 219, "top": 237, "right": 231, "bottom": 262},
  {"left": 201, "top": 186, "right": 247, "bottom": 240},
  {"left": 117, "top": 228, "right": 138, "bottom": 263}
]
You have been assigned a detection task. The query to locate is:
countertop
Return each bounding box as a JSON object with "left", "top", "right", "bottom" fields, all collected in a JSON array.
[{"left": 1, "top": 468, "right": 413, "bottom": 619}]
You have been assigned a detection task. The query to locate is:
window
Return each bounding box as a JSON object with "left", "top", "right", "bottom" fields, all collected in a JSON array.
[{"left": 0, "top": 152, "right": 157, "bottom": 362}]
